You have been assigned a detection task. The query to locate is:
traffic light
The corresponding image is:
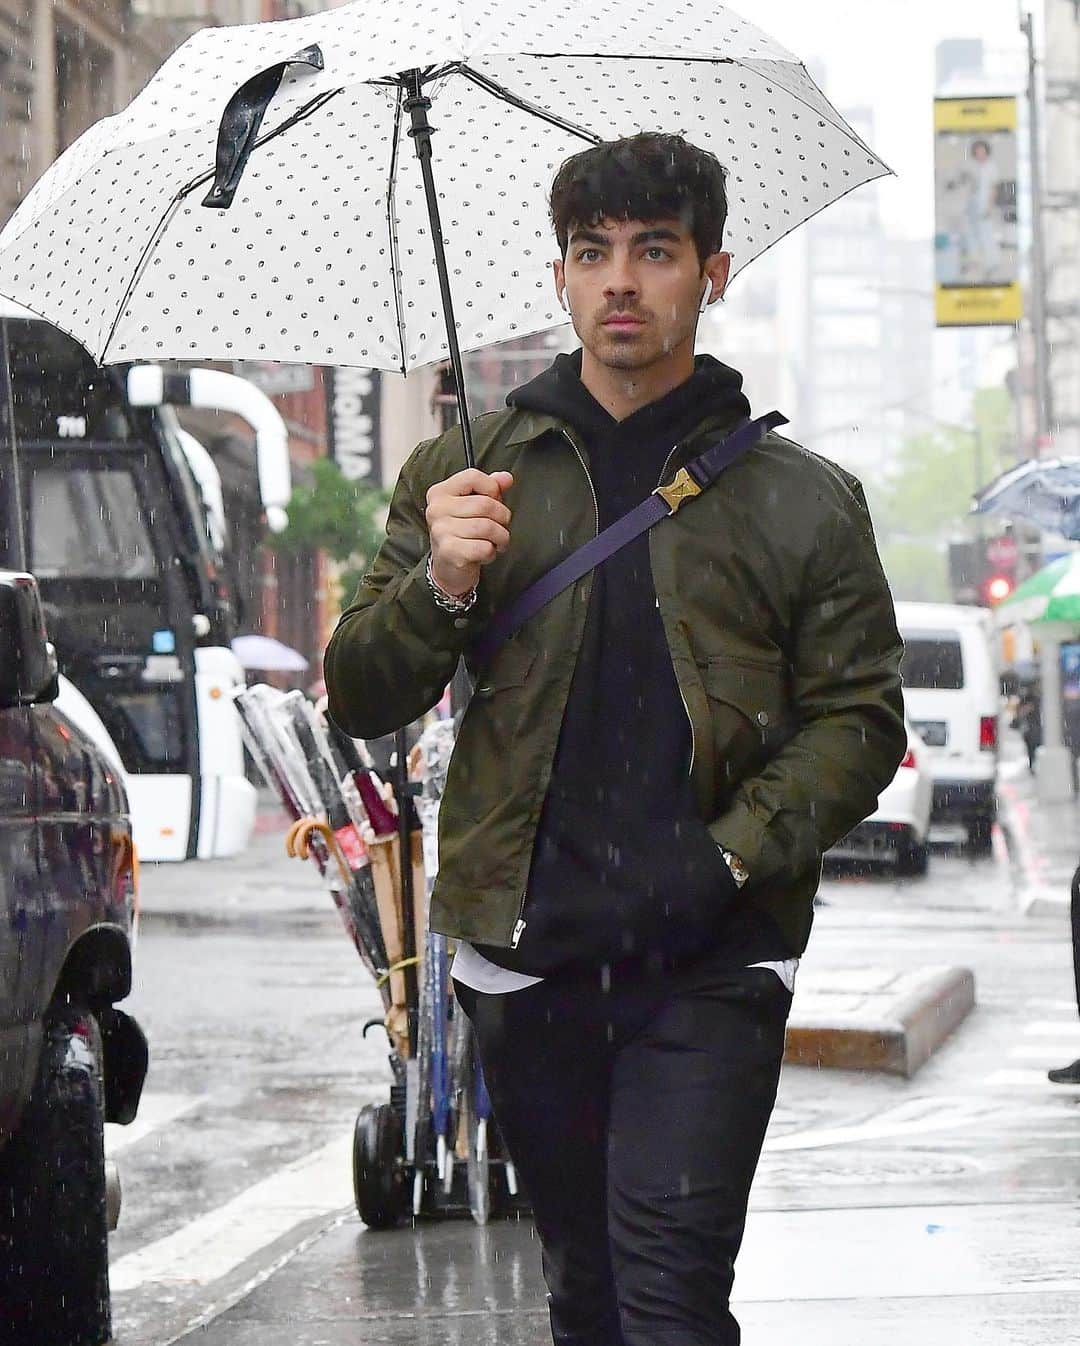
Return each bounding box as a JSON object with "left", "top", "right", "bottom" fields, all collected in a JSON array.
[
  {"left": 982, "top": 571, "right": 1015, "bottom": 605},
  {"left": 979, "top": 532, "right": 1019, "bottom": 606}
]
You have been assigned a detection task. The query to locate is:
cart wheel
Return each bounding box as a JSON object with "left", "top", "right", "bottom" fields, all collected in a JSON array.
[{"left": 353, "top": 1103, "right": 405, "bottom": 1229}]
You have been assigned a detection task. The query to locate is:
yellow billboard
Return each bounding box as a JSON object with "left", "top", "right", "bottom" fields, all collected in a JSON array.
[{"left": 934, "top": 97, "right": 1022, "bottom": 327}]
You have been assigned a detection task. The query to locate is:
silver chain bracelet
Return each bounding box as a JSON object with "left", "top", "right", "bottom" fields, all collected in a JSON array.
[{"left": 425, "top": 553, "right": 478, "bottom": 613}]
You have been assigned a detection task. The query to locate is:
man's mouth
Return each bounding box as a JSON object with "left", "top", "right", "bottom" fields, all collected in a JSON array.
[{"left": 602, "top": 314, "right": 645, "bottom": 330}]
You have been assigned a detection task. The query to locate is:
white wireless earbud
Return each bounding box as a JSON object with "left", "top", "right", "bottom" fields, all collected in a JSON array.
[{"left": 699, "top": 280, "right": 713, "bottom": 315}]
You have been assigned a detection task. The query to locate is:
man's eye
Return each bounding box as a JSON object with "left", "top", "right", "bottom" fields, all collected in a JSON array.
[
  {"left": 577, "top": 249, "right": 600, "bottom": 262},
  {"left": 646, "top": 247, "right": 670, "bottom": 260}
]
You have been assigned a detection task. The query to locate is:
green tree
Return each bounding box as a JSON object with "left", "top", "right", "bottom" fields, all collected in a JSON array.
[
  {"left": 864, "top": 386, "right": 1016, "bottom": 602},
  {"left": 268, "top": 458, "right": 389, "bottom": 604}
]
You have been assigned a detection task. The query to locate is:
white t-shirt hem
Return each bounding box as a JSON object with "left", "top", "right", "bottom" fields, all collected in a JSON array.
[{"left": 451, "top": 941, "right": 798, "bottom": 995}]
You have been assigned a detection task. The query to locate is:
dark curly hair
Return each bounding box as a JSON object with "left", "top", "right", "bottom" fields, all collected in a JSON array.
[{"left": 549, "top": 132, "right": 729, "bottom": 268}]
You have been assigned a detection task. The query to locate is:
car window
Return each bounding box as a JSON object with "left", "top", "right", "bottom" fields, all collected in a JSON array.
[{"left": 901, "top": 636, "right": 964, "bottom": 690}]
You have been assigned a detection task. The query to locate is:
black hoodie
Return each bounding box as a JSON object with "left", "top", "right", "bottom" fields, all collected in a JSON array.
[{"left": 473, "top": 350, "right": 793, "bottom": 977}]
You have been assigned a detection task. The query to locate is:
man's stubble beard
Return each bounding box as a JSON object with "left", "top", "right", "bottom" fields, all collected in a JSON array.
[{"left": 585, "top": 319, "right": 695, "bottom": 373}]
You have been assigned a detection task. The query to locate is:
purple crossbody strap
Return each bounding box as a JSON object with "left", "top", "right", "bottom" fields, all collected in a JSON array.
[{"left": 469, "top": 410, "right": 788, "bottom": 667}]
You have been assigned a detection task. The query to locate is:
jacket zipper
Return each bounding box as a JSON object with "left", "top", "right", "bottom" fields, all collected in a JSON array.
[
  {"left": 655, "top": 441, "right": 696, "bottom": 782},
  {"left": 510, "top": 431, "right": 599, "bottom": 951},
  {"left": 563, "top": 429, "right": 600, "bottom": 534}
]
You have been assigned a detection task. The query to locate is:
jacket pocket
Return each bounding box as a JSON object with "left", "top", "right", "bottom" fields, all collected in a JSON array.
[
  {"left": 701, "top": 655, "right": 789, "bottom": 794},
  {"left": 466, "top": 635, "right": 539, "bottom": 752},
  {"left": 473, "top": 636, "right": 537, "bottom": 697}
]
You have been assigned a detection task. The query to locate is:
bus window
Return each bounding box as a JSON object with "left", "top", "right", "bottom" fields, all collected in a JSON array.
[
  {"left": 29, "top": 468, "right": 158, "bottom": 580},
  {"left": 108, "top": 690, "right": 185, "bottom": 769}
]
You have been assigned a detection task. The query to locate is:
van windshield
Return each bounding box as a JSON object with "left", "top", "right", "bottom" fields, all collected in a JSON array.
[{"left": 901, "top": 636, "right": 964, "bottom": 690}]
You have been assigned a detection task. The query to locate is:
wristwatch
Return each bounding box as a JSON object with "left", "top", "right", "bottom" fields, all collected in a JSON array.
[
  {"left": 719, "top": 847, "right": 750, "bottom": 889},
  {"left": 425, "top": 553, "right": 478, "bottom": 613}
]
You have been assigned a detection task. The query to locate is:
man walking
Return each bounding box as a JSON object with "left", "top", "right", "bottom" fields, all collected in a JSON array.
[{"left": 325, "top": 133, "right": 905, "bottom": 1345}]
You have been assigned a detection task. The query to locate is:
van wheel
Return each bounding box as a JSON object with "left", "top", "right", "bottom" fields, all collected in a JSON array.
[
  {"left": 896, "top": 837, "right": 929, "bottom": 877},
  {"left": 0, "top": 1006, "right": 110, "bottom": 1346},
  {"left": 967, "top": 815, "right": 994, "bottom": 856}
]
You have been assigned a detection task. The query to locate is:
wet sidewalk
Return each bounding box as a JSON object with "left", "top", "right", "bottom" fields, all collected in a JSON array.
[
  {"left": 998, "top": 734, "right": 1080, "bottom": 917},
  {"left": 174, "top": 1178, "right": 1080, "bottom": 1346}
]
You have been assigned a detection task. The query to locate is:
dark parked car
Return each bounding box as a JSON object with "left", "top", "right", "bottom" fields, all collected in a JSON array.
[{"left": 0, "top": 570, "right": 147, "bottom": 1346}]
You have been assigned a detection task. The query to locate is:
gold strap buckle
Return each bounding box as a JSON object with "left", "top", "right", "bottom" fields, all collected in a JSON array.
[{"left": 654, "top": 466, "right": 703, "bottom": 515}]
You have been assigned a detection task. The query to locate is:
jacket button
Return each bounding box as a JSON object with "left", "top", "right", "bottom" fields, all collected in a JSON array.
[
  {"left": 756, "top": 710, "right": 770, "bottom": 726},
  {"left": 453, "top": 617, "right": 470, "bottom": 630}
]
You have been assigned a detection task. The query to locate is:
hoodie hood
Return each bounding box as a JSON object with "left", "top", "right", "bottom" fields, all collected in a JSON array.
[{"left": 506, "top": 348, "right": 751, "bottom": 449}]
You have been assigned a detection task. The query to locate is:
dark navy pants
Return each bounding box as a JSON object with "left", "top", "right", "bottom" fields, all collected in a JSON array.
[{"left": 453, "top": 953, "right": 791, "bottom": 1346}]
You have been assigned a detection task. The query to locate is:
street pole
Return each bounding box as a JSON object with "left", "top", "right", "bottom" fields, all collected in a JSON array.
[{"left": 1021, "top": 8, "right": 1053, "bottom": 452}]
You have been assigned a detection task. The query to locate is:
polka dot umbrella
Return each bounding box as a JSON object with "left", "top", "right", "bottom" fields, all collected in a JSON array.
[{"left": 0, "top": 0, "right": 889, "bottom": 466}]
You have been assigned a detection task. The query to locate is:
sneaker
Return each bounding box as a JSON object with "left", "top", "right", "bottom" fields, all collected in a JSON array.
[{"left": 1048, "top": 1058, "right": 1080, "bottom": 1084}]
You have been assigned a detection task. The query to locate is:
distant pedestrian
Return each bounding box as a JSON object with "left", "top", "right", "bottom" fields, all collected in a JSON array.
[
  {"left": 325, "top": 133, "right": 906, "bottom": 1344},
  {"left": 1013, "top": 679, "right": 1042, "bottom": 772},
  {"left": 1065, "top": 694, "right": 1080, "bottom": 795}
]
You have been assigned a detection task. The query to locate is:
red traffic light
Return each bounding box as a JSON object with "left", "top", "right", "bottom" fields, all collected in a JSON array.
[{"left": 983, "top": 573, "right": 1014, "bottom": 604}]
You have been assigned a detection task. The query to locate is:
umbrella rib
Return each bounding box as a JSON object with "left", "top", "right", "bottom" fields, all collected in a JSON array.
[
  {"left": 175, "top": 87, "right": 345, "bottom": 202},
  {"left": 386, "top": 84, "right": 409, "bottom": 378},
  {"left": 466, "top": 55, "right": 889, "bottom": 168},
  {"left": 101, "top": 86, "right": 345, "bottom": 364},
  {"left": 457, "top": 65, "right": 600, "bottom": 145},
  {"left": 101, "top": 192, "right": 185, "bottom": 365}
]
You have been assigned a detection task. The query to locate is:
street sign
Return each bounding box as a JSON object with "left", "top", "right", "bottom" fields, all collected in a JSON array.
[
  {"left": 986, "top": 535, "right": 1019, "bottom": 568},
  {"left": 231, "top": 362, "right": 315, "bottom": 397}
]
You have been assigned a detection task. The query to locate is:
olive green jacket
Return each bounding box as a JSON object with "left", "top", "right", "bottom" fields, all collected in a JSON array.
[{"left": 324, "top": 405, "right": 905, "bottom": 956}]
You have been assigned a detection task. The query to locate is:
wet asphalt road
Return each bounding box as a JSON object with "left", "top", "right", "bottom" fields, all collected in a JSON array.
[{"left": 106, "top": 756, "right": 1080, "bottom": 1346}]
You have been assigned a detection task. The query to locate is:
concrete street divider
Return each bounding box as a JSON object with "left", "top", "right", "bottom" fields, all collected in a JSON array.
[{"left": 784, "top": 966, "right": 976, "bottom": 1078}]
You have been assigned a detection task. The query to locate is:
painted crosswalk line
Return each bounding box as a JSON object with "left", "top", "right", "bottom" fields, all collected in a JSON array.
[
  {"left": 105, "top": 1092, "right": 201, "bottom": 1156},
  {"left": 110, "top": 1129, "right": 355, "bottom": 1294}
]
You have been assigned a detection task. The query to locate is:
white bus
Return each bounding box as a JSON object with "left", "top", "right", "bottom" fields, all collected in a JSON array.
[{"left": 0, "top": 301, "right": 291, "bottom": 861}]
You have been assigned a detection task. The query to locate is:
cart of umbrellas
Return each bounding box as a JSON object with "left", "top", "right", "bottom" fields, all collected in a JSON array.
[{"left": 233, "top": 685, "right": 517, "bottom": 1226}]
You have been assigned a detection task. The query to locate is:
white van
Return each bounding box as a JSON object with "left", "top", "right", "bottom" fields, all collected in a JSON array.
[{"left": 893, "top": 601, "right": 1001, "bottom": 853}]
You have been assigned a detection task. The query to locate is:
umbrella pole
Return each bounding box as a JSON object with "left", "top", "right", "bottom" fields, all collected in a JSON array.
[
  {"left": 403, "top": 71, "right": 476, "bottom": 470},
  {"left": 394, "top": 724, "right": 419, "bottom": 1056}
]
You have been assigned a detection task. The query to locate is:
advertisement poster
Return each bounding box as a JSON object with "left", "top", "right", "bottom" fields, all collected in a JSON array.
[{"left": 934, "top": 96, "right": 1022, "bottom": 327}]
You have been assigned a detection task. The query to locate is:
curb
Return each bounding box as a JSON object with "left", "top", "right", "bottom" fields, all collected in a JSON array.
[
  {"left": 1020, "top": 888, "right": 1072, "bottom": 919},
  {"left": 998, "top": 775, "right": 1079, "bottom": 918},
  {"left": 784, "top": 966, "right": 976, "bottom": 1078}
]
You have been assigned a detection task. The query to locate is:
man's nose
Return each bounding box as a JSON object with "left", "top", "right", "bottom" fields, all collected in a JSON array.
[{"left": 603, "top": 260, "right": 638, "bottom": 300}]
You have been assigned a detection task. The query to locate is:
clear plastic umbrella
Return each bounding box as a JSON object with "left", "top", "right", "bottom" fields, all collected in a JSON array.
[
  {"left": 0, "top": 0, "right": 888, "bottom": 467},
  {"left": 231, "top": 633, "right": 309, "bottom": 672},
  {"left": 973, "top": 457, "right": 1080, "bottom": 541}
]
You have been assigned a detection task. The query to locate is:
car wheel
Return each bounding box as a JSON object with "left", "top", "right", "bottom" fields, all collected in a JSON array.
[
  {"left": 896, "top": 836, "right": 929, "bottom": 877},
  {"left": 0, "top": 1005, "right": 110, "bottom": 1346},
  {"left": 967, "top": 815, "right": 994, "bottom": 856}
]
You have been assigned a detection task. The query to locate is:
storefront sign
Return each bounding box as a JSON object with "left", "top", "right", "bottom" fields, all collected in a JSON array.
[{"left": 327, "top": 366, "right": 382, "bottom": 486}]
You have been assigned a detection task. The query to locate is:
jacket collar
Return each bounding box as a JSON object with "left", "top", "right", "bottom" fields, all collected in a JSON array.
[{"left": 502, "top": 406, "right": 747, "bottom": 460}]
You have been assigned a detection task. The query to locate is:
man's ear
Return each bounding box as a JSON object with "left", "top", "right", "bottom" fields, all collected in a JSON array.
[
  {"left": 703, "top": 250, "right": 732, "bottom": 304},
  {"left": 552, "top": 256, "right": 566, "bottom": 308}
]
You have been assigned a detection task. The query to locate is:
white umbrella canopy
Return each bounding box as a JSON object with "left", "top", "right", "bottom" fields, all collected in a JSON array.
[
  {"left": 231, "top": 633, "right": 310, "bottom": 672},
  {"left": 0, "top": 0, "right": 887, "bottom": 374}
]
